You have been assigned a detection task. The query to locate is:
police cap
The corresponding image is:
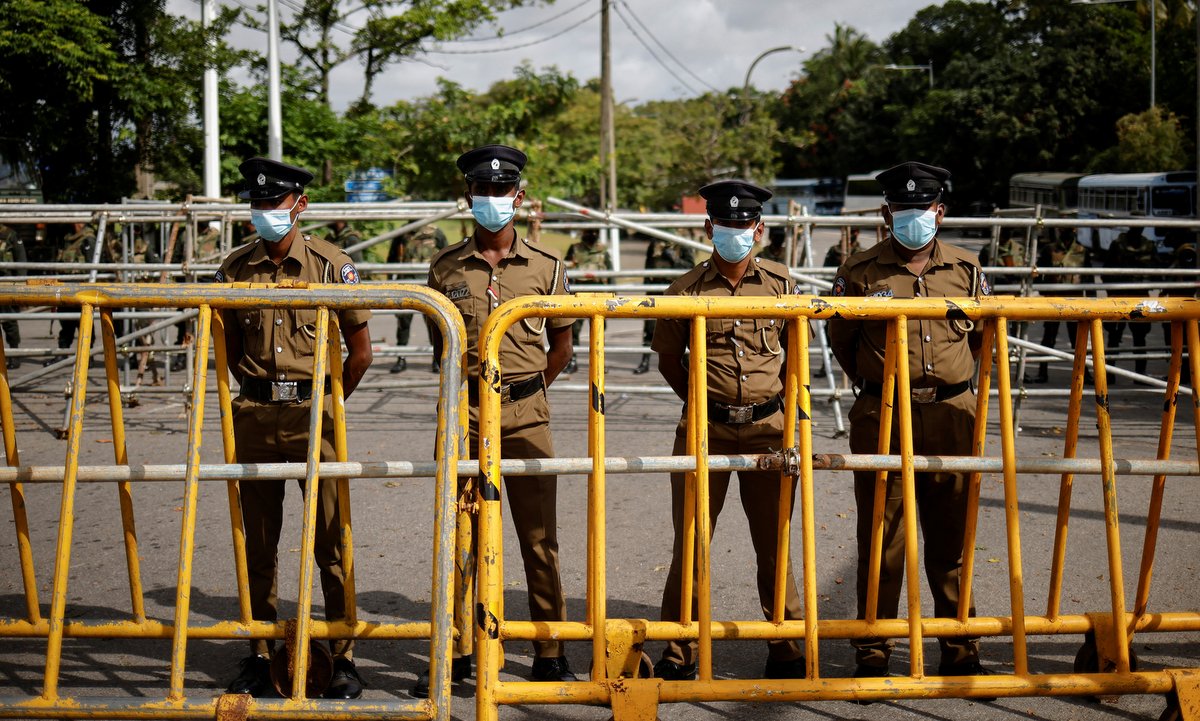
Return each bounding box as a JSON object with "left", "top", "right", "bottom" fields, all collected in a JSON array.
[
  {"left": 699, "top": 180, "right": 772, "bottom": 222},
  {"left": 457, "top": 144, "right": 527, "bottom": 184},
  {"left": 237, "top": 157, "right": 314, "bottom": 201},
  {"left": 876, "top": 161, "right": 950, "bottom": 205}
]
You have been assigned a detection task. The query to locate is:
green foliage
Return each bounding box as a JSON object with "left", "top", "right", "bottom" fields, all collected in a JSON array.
[{"left": 1090, "top": 106, "right": 1189, "bottom": 172}]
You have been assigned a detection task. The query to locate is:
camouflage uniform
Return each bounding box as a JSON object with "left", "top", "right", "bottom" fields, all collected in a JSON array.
[
  {"left": 54, "top": 226, "right": 97, "bottom": 355},
  {"left": 328, "top": 223, "right": 365, "bottom": 264},
  {"left": 388, "top": 224, "right": 447, "bottom": 372},
  {"left": 636, "top": 238, "right": 694, "bottom": 374},
  {"left": 0, "top": 224, "right": 27, "bottom": 367},
  {"left": 1028, "top": 229, "right": 1089, "bottom": 383},
  {"left": 563, "top": 236, "right": 611, "bottom": 372},
  {"left": 1105, "top": 228, "right": 1160, "bottom": 378}
]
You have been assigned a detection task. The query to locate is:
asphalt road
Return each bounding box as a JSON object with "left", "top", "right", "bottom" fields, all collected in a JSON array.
[{"left": 1, "top": 233, "right": 1197, "bottom": 721}]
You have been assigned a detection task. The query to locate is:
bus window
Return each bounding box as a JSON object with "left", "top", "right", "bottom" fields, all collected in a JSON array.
[{"left": 1151, "top": 185, "right": 1193, "bottom": 217}]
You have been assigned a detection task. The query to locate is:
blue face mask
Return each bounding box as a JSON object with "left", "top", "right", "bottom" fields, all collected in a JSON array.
[
  {"left": 470, "top": 194, "right": 516, "bottom": 232},
  {"left": 250, "top": 197, "right": 300, "bottom": 243},
  {"left": 710, "top": 223, "right": 757, "bottom": 262},
  {"left": 890, "top": 207, "right": 939, "bottom": 250}
]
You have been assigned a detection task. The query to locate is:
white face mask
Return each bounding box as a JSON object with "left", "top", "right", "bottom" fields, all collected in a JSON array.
[
  {"left": 890, "top": 207, "right": 939, "bottom": 250},
  {"left": 250, "top": 196, "right": 301, "bottom": 242},
  {"left": 710, "top": 223, "right": 757, "bottom": 262}
]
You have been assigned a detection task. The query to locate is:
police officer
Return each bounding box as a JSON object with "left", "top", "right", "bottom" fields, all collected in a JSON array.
[
  {"left": 635, "top": 237, "right": 694, "bottom": 374},
  {"left": 829, "top": 161, "right": 991, "bottom": 681},
  {"left": 47, "top": 222, "right": 98, "bottom": 365},
  {"left": 0, "top": 223, "right": 28, "bottom": 368},
  {"left": 1105, "top": 226, "right": 1159, "bottom": 381},
  {"left": 219, "top": 157, "right": 373, "bottom": 699},
  {"left": 563, "top": 228, "right": 611, "bottom": 374},
  {"left": 651, "top": 180, "right": 806, "bottom": 681},
  {"left": 388, "top": 223, "right": 447, "bottom": 373},
  {"left": 418, "top": 144, "right": 575, "bottom": 697}
]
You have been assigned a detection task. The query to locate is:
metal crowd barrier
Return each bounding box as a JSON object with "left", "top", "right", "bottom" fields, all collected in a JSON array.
[
  {"left": 475, "top": 294, "right": 1200, "bottom": 721},
  {"left": 0, "top": 283, "right": 468, "bottom": 721}
]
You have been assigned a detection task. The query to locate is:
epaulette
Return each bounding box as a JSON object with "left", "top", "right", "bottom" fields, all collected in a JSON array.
[
  {"left": 754, "top": 257, "right": 792, "bottom": 283},
  {"left": 305, "top": 234, "right": 352, "bottom": 263},
  {"left": 430, "top": 238, "right": 469, "bottom": 266},
  {"left": 221, "top": 241, "right": 258, "bottom": 266},
  {"left": 522, "top": 236, "right": 563, "bottom": 261},
  {"left": 841, "top": 243, "right": 883, "bottom": 270}
]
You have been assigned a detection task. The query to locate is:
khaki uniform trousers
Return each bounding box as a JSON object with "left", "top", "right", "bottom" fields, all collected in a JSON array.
[
  {"left": 848, "top": 389, "right": 979, "bottom": 668},
  {"left": 233, "top": 394, "right": 352, "bottom": 659},
  {"left": 659, "top": 409, "right": 805, "bottom": 666},
  {"left": 468, "top": 388, "right": 566, "bottom": 658}
]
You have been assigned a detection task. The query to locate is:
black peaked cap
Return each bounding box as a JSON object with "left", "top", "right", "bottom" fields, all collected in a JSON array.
[
  {"left": 699, "top": 179, "right": 772, "bottom": 222},
  {"left": 876, "top": 161, "right": 951, "bottom": 205},
  {"left": 457, "top": 144, "right": 527, "bottom": 183},
  {"left": 238, "top": 157, "right": 314, "bottom": 201}
]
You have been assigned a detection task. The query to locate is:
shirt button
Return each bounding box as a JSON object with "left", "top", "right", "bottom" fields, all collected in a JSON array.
[
  {"left": 735, "top": 320, "right": 742, "bottom": 326},
  {"left": 924, "top": 335, "right": 932, "bottom": 342},
  {"left": 276, "top": 346, "right": 283, "bottom": 353},
  {"left": 491, "top": 275, "right": 498, "bottom": 282},
  {"left": 925, "top": 363, "right": 933, "bottom": 371},
  {"left": 244, "top": 318, "right": 250, "bottom": 324},
  {"left": 738, "top": 350, "right": 745, "bottom": 357},
  {"left": 278, "top": 373, "right": 286, "bottom": 380},
  {"left": 492, "top": 302, "right": 499, "bottom": 308},
  {"left": 275, "top": 318, "right": 282, "bottom": 326},
  {"left": 741, "top": 374, "right": 748, "bottom": 381}
]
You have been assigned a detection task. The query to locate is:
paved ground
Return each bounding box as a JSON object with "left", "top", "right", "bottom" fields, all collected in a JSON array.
[{"left": 1, "top": 232, "right": 1197, "bottom": 720}]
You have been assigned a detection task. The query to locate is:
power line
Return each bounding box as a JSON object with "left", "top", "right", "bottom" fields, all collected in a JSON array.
[
  {"left": 443, "top": 0, "right": 592, "bottom": 43},
  {"left": 616, "top": 0, "right": 719, "bottom": 93},
  {"left": 425, "top": 7, "right": 600, "bottom": 55},
  {"left": 611, "top": 3, "right": 698, "bottom": 95}
]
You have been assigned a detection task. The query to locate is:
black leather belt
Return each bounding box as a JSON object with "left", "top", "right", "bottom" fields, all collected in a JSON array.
[
  {"left": 707, "top": 395, "right": 782, "bottom": 425},
  {"left": 860, "top": 379, "right": 970, "bottom": 404},
  {"left": 240, "top": 377, "right": 330, "bottom": 403},
  {"left": 467, "top": 374, "right": 545, "bottom": 406}
]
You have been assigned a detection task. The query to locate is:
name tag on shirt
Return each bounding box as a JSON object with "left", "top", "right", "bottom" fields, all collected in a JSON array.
[{"left": 446, "top": 282, "right": 471, "bottom": 301}]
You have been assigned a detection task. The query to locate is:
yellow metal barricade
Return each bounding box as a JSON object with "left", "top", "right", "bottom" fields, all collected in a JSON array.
[
  {"left": 0, "top": 282, "right": 468, "bottom": 720},
  {"left": 476, "top": 294, "right": 1200, "bottom": 721}
]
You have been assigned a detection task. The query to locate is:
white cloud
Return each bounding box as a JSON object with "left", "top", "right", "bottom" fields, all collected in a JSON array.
[{"left": 171, "top": 0, "right": 940, "bottom": 109}]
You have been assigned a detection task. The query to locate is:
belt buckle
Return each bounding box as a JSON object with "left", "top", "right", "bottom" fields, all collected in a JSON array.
[
  {"left": 727, "top": 404, "right": 754, "bottom": 424},
  {"left": 499, "top": 383, "right": 513, "bottom": 404},
  {"left": 911, "top": 387, "right": 937, "bottom": 404},
  {"left": 271, "top": 382, "right": 299, "bottom": 402}
]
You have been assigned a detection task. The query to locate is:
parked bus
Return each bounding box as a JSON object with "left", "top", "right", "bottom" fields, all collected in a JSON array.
[
  {"left": 1076, "top": 171, "right": 1196, "bottom": 252},
  {"left": 842, "top": 171, "right": 883, "bottom": 213},
  {"left": 0, "top": 151, "right": 42, "bottom": 205},
  {"left": 1008, "top": 172, "right": 1083, "bottom": 213}
]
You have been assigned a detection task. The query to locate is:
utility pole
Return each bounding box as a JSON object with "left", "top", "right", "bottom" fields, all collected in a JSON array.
[
  {"left": 267, "top": 0, "right": 283, "bottom": 160},
  {"left": 599, "top": 0, "right": 619, "bottom": 269},
  {"left": 202, "top": 0, "right": 220, "bottom": 199}
]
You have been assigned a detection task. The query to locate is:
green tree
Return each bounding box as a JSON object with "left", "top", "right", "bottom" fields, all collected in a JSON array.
[{"left": 1090, "top": 106, "right": 1189, "bottom": 171}]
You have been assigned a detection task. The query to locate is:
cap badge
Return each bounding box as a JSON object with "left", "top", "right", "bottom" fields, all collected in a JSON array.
[
  {"left": 257, "top": 173, "right": 266, "bottom": 186},
  {"left": 491, "top": 158, "right": 500, "bottom": 170},
  {"left": 730, "top": 196, "right": 739, "bottom": 208},
  {"left": 906, "top": 179, "right": 916, "bottom": 191}
]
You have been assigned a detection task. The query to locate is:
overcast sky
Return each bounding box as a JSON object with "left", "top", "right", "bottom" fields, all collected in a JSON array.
[{"left": 174, "top": 0, "right": 940, "bottom": 110}]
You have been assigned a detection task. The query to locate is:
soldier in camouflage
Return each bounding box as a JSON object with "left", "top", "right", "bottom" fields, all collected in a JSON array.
[
  {"left": 1105, "top": 227, "right": 1160, "bottom": 381},
  {"left": 1028, "top": 228, "right": 1089, "bottom": 383},
  {"left": 636, "top": 237, "right": 694, "bottom": 374},
  {"left": 47, "top": 222, "right": 97, "bottom": 365},
  {"left": 328, "top": 221, "right": 365, "bottom": 264},
  {"left": 388, "top": 223, "right": 447, "bottom": 373},
  {"left": 0, "top": 224, "right": 27, "bottom": 368},
  {"left": 562, "top": 228, "right": 611, "bottom": 374}
]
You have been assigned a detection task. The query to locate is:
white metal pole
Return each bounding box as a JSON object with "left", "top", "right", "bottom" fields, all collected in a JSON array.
[
  {"left": 202, "top": 0, "right": 221, "bottom": 199},
  {"left": 266, "top": 0, "right": 283, "bottom": 160}
]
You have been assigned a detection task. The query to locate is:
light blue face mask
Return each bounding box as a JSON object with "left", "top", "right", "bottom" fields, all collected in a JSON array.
[
  {"left": 470, "top": 194, "right": 516, "bottom": 232},
  {"left": 890, "top": 207, "right": 939, "bottom": 250},
  {"left": 710, "top": 223, "right": 757, "bottom": 262},
  {"left": 250, "top": 197, "right": 300, "bottom": 243}
]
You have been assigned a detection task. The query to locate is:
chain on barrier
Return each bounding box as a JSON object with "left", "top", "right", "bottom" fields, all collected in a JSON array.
[
  {"left": 475, "top": 293, "right": 1200, "bottom": 721},
  {"left": 0, "top": 282, "right": 469, "bottom": 721}
]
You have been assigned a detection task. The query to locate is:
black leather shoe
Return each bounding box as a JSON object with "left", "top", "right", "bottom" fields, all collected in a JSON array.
[
  {"left": 390, "top": 357, "right": 408, "bottom": 374},
  {"left": 324, "top": 657, "right": 365, "bottom": 699},
  {"left": 937, "top": 661, "right": 995, "bottom": 702},
  {"left": 531, "top": 656, "right": 578, "bottom": 682},
  {"left": 851, "top": 663, "right": 889, "bottom": 705},
  {"left": 652, "top": 658, "right": 697, "bottom": 681},
  {"left": 5, "top": 356, "right": 18, "bottom": 370},
  {"left": 411, "top": 655, "right": 472, "bottom": 699},
  {"left": 633, "top": 354, "right": 651, "bottom": 375},
  {"left": 430, "top": 359, "right": 440, "bottom": 374},
  {"left": 170, "top": 356, "right": 186, "bottom": 372},
  {"left": 764, "top": 656, "right": 806, "bottom": 679},
  {"left": 225, "top": 654, "right": 272, "bottom": 696},
  {"left": 564, "top": 358, "right": 578, "bottom": 375}
]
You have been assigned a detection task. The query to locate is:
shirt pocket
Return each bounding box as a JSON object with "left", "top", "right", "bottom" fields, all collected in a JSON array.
[
  {"left": 236, "top": 309, "right": 266, "bottom": 359},
  {"left": 705, "top": 318, "right": 733, "bottom": 347},
  {"left": 293, "top": 308, "right": 321, "bottom": 357},
  {"left": 751, "top": 318, "right": 784, "bottom": 356}
]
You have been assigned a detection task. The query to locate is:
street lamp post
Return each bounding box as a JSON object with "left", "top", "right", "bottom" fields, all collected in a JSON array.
[
  {"left": 1072, "top": 0, "right": 1156, "bottom": 108},
  {"left": 740, "top": 45, "right": 804, "bottom": 177},
  {"left": 883, "top": 61, "right": 934, "bottom": 89}
]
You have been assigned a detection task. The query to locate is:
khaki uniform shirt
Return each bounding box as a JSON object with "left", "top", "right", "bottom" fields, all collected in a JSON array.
[
  {"left": 428, "top": 235, "right": 571, "bottom": 383},
  {"left": 829, "top": 237, "right": 988, "bottom": 387},
  {"left": 216, "top": 234, "right": 371, "bottom": 382},
  {"left": 652, "top": 256, "right": 792, "bottom": 406}
]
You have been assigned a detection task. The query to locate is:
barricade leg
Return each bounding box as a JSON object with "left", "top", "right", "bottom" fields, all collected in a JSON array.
[
  {"left": 958, "top": 320, "right": 995, "bottom": 623},
  {"left": 328, "top": 313, "right": 358, "bottom": 628},
  {"left": 0, "top": 332, "right": 40, "bottom": 623},
  {"left": 995, "top": 318, "right": 1030, "bottom": 675},
  {"left": 893, "top": 316, "right": 925, "bottom": 676},
  {"left": 689, "top": 317, "right": 713, "bottom": 681},
  {"left": 864, "top": 323, "right": 898, "bottom": 624},
  {"left": 793, "top": 319, "right": 820, "bottom": 676},
  {"left": 588, "top": 314, "right": 608, "bottom": 679}
]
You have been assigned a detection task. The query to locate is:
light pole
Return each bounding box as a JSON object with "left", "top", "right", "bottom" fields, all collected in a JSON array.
[
  {"left": 883, "top": 61, "right": 934, "bottom": 89},
  {"left": 1072, "top": 0, "right": 1155, "bottom": 108},
  {"left": 740, "top": 45, "right": 804, "bottom": 177}
]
